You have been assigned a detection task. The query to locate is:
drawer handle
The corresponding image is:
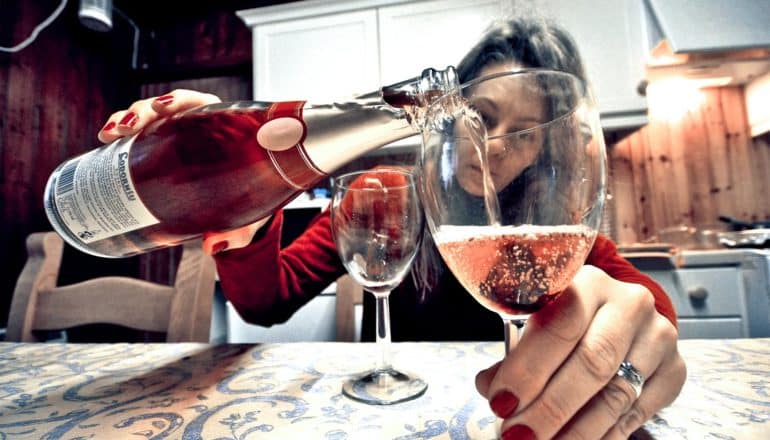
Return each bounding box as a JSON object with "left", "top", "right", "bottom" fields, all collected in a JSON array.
[{"left": 687, "top": 287, "right": 709, "bottom": 303}]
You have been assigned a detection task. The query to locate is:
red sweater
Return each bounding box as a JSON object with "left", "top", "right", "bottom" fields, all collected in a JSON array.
[{"left": 215, "top": 208, "right": 677, "bottom": 341}]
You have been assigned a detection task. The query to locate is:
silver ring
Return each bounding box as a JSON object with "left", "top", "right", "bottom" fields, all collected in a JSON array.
[{"left": 616, "top": 361, "right": 645, "bottom": 398}]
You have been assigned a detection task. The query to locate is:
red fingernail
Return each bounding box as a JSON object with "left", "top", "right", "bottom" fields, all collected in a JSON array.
[
  {"left": 101, "top": 121, "right": 116, "bottom": 131},
  {"left": 119, "top": 112, "right": 138, "bottom": 128},
  {"left": 490, "top": 391, "right": 520, "bottom": 418},
  {"left": 211, "top": 241, "right": 229, "bottom": 254},
  {"left": 154, "top": 95, "right": 174, "bottom": 105},
  {"left": 502, "top": 424, "right": 536, "bottom": 440}
]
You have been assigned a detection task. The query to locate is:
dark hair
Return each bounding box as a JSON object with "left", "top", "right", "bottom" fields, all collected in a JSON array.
[
  {"left": 456, "top": 17, "right": 587, "bottom": 83},
  {"left": 411, "top": 16, "right": 588, "bottom": 296}
]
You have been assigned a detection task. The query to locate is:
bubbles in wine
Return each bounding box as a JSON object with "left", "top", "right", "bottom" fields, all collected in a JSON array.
[{"left": 434, "top": 225, "right": 596, "bottom": 316}]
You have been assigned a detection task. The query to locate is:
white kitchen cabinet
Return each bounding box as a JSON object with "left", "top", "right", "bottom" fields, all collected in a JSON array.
[
  {"left": 226, "top": 291, "right": 338, "bottom": 343},
  {"left": 643, "top": 267, "right": 750, "bottom": 339},
  {"left": 520, "top": 0, "right": 648, "bottom": 128},
  {"left": 625, "top": 249, "right": 770, "bottom": 339},
  {"left": 239, "top": 0, "right": 649, "bottom": 131},
  {"left": 377, "top": 0, "right": 509, "bottom": 85},
  {"left": 247, "top": 8, "right": 380, "bottom": 102}
]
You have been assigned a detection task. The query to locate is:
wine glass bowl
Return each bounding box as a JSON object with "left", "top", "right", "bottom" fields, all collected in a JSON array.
[
  {"left": 420, "top": 68, "right": 607, "bottom": 349},
  {"left": 331, "top": 167, "right": 427, "bottom": 405}
]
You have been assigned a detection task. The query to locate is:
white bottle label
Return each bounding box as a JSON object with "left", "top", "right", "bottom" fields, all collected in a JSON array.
[{"left": 52, "top": 135, "right": 160, "bottom": 243}]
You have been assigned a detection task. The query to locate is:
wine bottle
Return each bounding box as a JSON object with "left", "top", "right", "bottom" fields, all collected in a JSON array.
[{"left": 44, "top": 67, "right": 459, "bottom": 258}]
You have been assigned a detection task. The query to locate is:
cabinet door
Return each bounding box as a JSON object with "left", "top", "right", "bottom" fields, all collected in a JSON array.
[
  {"left": 642, "top": 267, "right": 749, "bottom": 338},
  {"left": 521, "top": 0, "right": 647, "bottom": 127},
  {"left": 253, "top": 10, "right": 380, "bottom": 102},
  {"left": 378, "top": 0, "right": 509, "bottom": 85},
  {"left": 226, "top": 294, "right": 337, "bottom": 343},
  {"left": 677, "top": 317, "right": 745, "bottom": 339}
]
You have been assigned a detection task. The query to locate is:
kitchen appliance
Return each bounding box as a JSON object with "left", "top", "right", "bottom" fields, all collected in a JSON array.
[
  {"left": 717, "top": 216, "right": 770, "bottom": 249},
  {"left": 718, "top": 215, "right": 770, "bottom": 231},
  {"left": 643, "top": 0, "right": 770, "bottom": 86}
]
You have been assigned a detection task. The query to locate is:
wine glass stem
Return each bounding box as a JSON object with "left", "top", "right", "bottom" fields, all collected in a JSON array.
[
  {"left": 504, "top": 318, "right": 527, "bottom": 354},
  {"left": 374, "top": 292, "right": 393, "bottom": 372}
]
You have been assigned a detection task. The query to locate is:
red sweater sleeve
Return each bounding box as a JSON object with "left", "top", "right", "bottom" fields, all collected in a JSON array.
[
  {"left": 215, "top": 210, "right": 677, "bottom": 330},
  {"left": 213, "top": 208, "right": 344, "bottom": 325},
  {"left": 586, "top": 235, "right": 677, "bottom": 327}
]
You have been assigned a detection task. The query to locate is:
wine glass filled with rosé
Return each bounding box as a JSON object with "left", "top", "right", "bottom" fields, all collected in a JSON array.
[{"left": 420, "top": 67, "right": 607, "bottom": 352}]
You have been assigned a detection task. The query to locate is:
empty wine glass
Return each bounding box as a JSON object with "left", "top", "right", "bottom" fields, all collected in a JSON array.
[
  {"left": 420, "top": 68, "right": 607, "bottom": 353},
  {"left": 331, "top": 167, "right": 427, "bottom": 404}
]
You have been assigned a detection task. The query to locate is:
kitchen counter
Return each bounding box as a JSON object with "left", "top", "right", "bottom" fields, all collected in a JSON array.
[
  {"left": 620, "top": 246, "right": 770, "bottom": 268},
  {"left": 676, "top": 248, "right": 769, "bottom": 267}
]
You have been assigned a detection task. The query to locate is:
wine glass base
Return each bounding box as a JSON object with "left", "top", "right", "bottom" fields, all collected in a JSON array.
[{"left": 342, "top": 368, "right": 427, "bottom": 405}]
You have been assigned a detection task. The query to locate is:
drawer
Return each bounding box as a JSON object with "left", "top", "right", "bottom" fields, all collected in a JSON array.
[
  {"left": 644, "top": 267, "right": 746, "bottom": 318},
  {"left": 677, "top": 317, "right": 745, "bottom": 339}
]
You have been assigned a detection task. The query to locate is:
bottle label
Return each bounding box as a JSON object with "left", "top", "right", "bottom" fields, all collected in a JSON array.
[{"left": 52, "top": 135, "right": 160, "bottom": 244}]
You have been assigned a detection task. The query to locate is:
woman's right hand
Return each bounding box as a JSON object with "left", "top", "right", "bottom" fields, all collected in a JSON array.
[{"left": 98, "top": 89, "right": 270, "bottom": 255}]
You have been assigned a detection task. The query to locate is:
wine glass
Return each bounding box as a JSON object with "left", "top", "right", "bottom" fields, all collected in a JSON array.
[
  {"left": 330, "top": 167, "right": 428, "bottom": 405},
  {"left": 419, "top": 69, "right": 607, "bottom": 352}
]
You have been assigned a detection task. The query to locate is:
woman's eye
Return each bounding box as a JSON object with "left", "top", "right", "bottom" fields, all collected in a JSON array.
[
  {"left": 478, "top": 111, "right": 497, "bottom": 129},
  {"left": 516, "top": 131, "right": 534, "bottom": 141}
]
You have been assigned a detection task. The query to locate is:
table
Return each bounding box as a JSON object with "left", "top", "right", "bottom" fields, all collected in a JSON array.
[{"left": 0, "top": 339, "right": 768, "bottom": 439}]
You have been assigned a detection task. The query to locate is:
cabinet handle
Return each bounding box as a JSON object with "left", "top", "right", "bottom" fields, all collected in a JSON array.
[{"left": 687, "top": 287, "right": 709, "bottom": 303}]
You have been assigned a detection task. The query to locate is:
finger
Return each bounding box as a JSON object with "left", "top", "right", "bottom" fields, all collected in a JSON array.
[
  {"left": 97, "top": 90, "right": 221, "bottom": 144},
  {"left": 602, "top": 353, "right": 686, "bottom": 440},
  {"left": 150, "top": 89, "right": 221, "bottom": 116},
  {"left": 500, "top": 279, "right": 653, "bottom": 439},
  {"left": 115, "top": 97, "right": 162, "bottom": 135},
  {"left": 475, "top": 361, "right": 502, "bottom": 397},
  {"left": 483, "top": 265, "right": 606, "bottom": 414},
  {"left": 556, "top": 312, "right": 677, "bottom": 439},
  {"left": 98, "top": 110, "right": 129, "bottom": 143},
  {"left": 202, "top": 217, "right": 271, "bottom": 255},
  {"left": 602, "top": 336, "right": 687, "bottom": 439},
  {"left": 97, "top": 97, "right": 159, "bottom": 143}
]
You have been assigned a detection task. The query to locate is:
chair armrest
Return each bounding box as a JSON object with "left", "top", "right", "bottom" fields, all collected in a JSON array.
[{"left": 6, "top": 232, "right": 64, "bottom": 341}]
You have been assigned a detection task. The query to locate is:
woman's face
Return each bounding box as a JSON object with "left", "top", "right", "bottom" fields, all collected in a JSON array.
[{"left": 455, "top": 63, "right": 547, "bottom": 197}]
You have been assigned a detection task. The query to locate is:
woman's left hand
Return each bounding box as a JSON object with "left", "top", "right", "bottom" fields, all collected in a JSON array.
[{"left": 475, "top": 265, "right": 686, "bottom": 439}]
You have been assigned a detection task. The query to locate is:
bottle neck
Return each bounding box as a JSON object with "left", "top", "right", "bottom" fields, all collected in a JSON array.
[
  {"left": 381, "top": 66, "right": 460, "bottom": 127},
  {"left": 302, "top": 99, "right": 416, "bottom": 174},
  {"left": 302, "top": 66, "right": 459, "bottom": 174}
]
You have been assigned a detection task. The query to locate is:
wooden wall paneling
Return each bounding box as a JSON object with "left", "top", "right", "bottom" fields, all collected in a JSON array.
[
  {"left": 664, "top": 104, "right": 693, "bottom": 226},
  {"left": 608, "top": 134, "right": 638, "bottom": 244},
  {"left": 139, "top": 10, "right": 253, "bottom": 79},
  {"left": 2, "top": 3, "right": 42, "bottom": 325},
  {"left": 752, "top": 134, "right": 770, "bottom": 221},
  {"left": 701, "top": 87, "right": 735, "bottom": 221},
  {"left": 140, "top": 76, "right": 251, "bottom": 102},
  {"left": 607, "top": 84, "right": 769, "bottom": 242},
  {"left": 720, "top": 87, "right": 756, "bottom": 222},
  {"left": 680, "top": 103, "right": 716, "bottom": 226},
  {"left": 643, "top": 98, "right": 677, "bottom": 231},
  {"left": 734, "top": 87, "right": 761, "bottom": 221},
  {"left": 1, "top": 1, "right": 141, "bottom": 326},
  {"left": 0, "top": 0, "right": 12, "bottom": 182},
  {"left": 3, "top": 1, "right": 256, "bottom": 327},
  {"left": 631, "top": 126, "right": 658, "bottom": 240}
]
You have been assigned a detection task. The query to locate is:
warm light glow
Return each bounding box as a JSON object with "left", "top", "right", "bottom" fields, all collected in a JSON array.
[
  {"left": 646, "top": 78, "right": 707, "bottom": 122},
  {"left": 688, "top": 77, "right": 734, "bottom": 88}
]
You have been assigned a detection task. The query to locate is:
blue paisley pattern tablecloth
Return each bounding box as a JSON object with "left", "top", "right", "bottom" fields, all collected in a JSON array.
[{"left": 0, "top": 339, "right": 768, "bottom": 439}]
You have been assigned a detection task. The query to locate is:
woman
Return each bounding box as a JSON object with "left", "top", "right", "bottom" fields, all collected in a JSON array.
[{"left": 98, "top": 16, "right": 685, "bottom": 440}]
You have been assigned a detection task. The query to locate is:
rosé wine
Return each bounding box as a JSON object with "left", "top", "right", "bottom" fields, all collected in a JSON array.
[{"left": 434, "top": 224, "right": 596, "bottom": 317}]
